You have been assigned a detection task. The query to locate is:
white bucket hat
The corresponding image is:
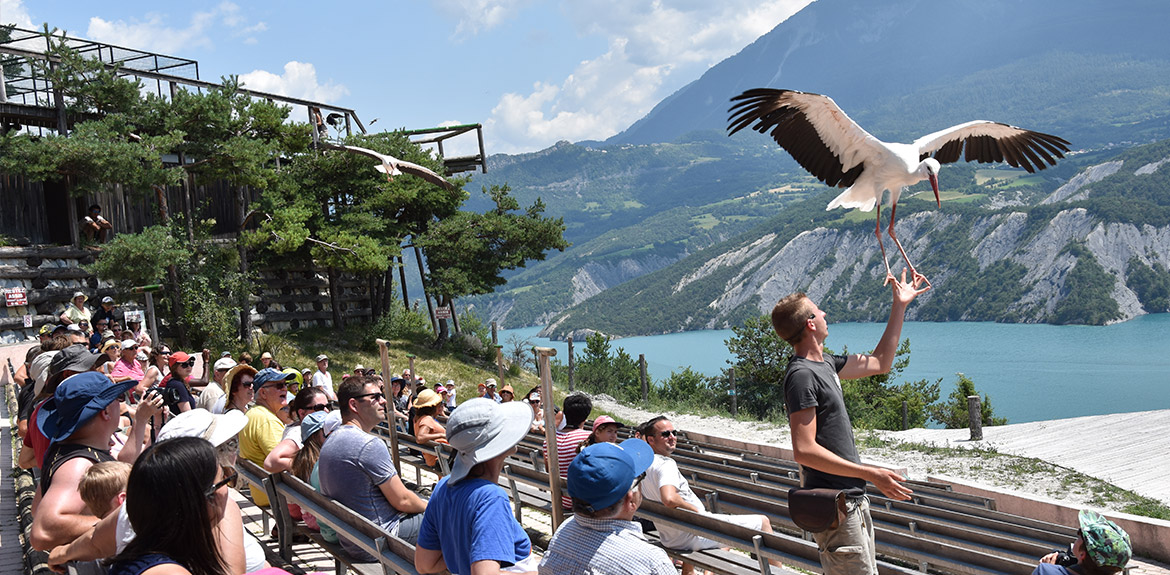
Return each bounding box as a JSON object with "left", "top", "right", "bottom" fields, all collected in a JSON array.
[
  {"left": 158, "top": 408, "right": 248, "bottom": 447},
  {"left": 446, "top": 398, "right": 533, "bottom": 484}
]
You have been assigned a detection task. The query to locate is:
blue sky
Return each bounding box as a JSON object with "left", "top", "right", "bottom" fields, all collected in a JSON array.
[{"left": 2, "top": 0, "right": 811, "bottom": 155}]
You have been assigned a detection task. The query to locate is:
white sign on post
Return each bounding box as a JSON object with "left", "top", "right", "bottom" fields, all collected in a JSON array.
[{"left": 124, "top": 310, "right": 145, "bottom": 323}]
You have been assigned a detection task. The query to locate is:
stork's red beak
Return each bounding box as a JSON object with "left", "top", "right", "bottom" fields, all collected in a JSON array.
[{"left": 929, "top": 173, "right": 940, "bottom": 208}]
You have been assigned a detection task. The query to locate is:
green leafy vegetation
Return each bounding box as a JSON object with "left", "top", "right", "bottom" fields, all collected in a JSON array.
[
  {"left": 1126, "top": 257, "right": 1170, "bottom": 312},
  {"left": 557, "top": 314, "right": 1004, "bottom": 430},
  {"left": 1051, "top": 242, "right": 1120, "bottom": 325},
  {"left": 928, "top": 373, "right": 1007, "bottom": 429},
  {"left": 1, "top": 29, "right": 567, "bottom": 350},
  {"left": 559, "top": 332, "right": 643, "bottom": 403}
]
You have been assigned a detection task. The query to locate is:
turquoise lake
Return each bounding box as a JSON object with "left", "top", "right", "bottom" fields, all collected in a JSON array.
[{"left": 500, "top": 314, "right": 1170, "bottom": 424}]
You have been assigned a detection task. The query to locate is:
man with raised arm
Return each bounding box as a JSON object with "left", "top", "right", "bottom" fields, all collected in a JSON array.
[{"left": 772, "top": 269, "right": 928, "bottom": 575}]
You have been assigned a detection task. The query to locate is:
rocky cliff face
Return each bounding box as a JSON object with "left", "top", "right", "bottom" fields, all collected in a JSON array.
[
  {"left": 571, "top": 254, "right": 678, "bottom": 305},
  {"left": 539, "top": 146, "right": 1170, "bottom": 338},
  {"left": 690, "top": 207, "right": 1170, "bottom": 326}
]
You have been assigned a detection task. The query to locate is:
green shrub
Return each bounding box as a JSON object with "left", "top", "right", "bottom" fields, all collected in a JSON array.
[
  {"left": 929, "top": 373, "right": 1007, "bottom": 428},
  {"left": 366, "top": 304, "right": 433, "bottom": 347},
  {"left": 444, "top": 309, "right": 495, "bottom": 362}
]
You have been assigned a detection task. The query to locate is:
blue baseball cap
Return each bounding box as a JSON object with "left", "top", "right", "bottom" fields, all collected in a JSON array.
[
  {"left": 301, "top": 410, "right": 331, "bottom": 443},
  {"left": 37, "top": 372, "right": 136, "bottom": 443},
  {"left": 252, "top": 367, "right": 295, "bottom": 391},
  {"left": 568, "top": 438, "right": 654, "bottom": 512}
]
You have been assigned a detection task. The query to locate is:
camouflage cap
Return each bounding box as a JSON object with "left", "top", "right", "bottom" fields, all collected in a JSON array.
[{"left": 1078, "top": 510, "right": 1131, "bottom": 568}]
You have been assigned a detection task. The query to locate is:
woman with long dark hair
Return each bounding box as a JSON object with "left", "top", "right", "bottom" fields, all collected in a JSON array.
[
  {"left": 108, "top": 436, "right": 229, "bottom": 575},
  {"left": 264, "top": 386, "right": 330, "bottom": 473}
]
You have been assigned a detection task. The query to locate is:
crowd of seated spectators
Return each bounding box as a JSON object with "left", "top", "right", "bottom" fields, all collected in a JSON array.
[{"left": 12, "top": 294, "right": 1134, "bottom": 575}]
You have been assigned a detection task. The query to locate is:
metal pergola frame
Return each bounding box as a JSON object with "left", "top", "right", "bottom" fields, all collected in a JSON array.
[{"left": 0, "top": 26, "right": 487, "bottom": 174}]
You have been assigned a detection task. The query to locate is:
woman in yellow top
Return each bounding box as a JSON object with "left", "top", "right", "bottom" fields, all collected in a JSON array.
[{"left": 59, "top": 292, "right": 91, "bottom": 325}]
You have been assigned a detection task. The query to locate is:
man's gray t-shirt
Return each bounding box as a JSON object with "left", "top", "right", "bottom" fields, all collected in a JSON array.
[
  {"left": 782, "top": 354, "right": 865, "bottom": 494},
  {"left": 318, "top": 424, "right": 403, "bottom": 558}
]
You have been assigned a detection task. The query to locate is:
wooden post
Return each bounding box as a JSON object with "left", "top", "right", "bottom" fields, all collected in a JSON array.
[
  {"left": 639, "top": 354, "right": 648, "bottom": 403},
  {"left": 406, "top": 354, "right": 418, "bottom": 397},
  {"left": 376, "top": 338, "right": 400, "bottom": 474},
  {"left": 144, "top": 292, "right": 159, "bottom": 349},
  {"left": 535, "top": 346, "right": 563, "bottom": 530},
  {"left": 491, "top": 321, "right": 498, "bottom": 346},
  {"left": 397, "top": 256, "right": 410, "bottom": 311},
  {"left": 447, "top": 300, "right": 460, "bottom": 334},
  {"left": 967, "top": 395, "right": 983, "bottom": 441},
  {"left": 567, "top": 336, "right": 575, "bottom": 392},
  {"left": 729, "top": 368, "right": 737, "bottom": 416},
  {"left": 413, "top": 245, "right": 436, "bottom": 333},
  {"left": 902, "top": 400, "right": 909, "bottom": 431}
]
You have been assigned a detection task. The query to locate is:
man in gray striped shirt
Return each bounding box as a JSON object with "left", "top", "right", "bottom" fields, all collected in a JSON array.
[{"left": 539, "top": 438, "right": 675, "bottom": 575}]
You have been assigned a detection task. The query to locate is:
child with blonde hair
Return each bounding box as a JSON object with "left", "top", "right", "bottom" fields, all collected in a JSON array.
[{"left": 78, "top": 461, "right": 133, "bottom": 518}]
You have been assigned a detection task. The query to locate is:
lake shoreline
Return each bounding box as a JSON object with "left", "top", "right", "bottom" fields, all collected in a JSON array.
[{"left": 503, "top": 313, "right": 1170, "bottom": 424}]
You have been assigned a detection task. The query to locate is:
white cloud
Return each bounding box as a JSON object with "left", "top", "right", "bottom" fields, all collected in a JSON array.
[
  {"left": 239, "top": 61, "right": 349, "bottom": 104},
  {"left": 432, "top": 0, "right": 533, "bottom": 36},
  {"left": 487, "top": 0, "right": 812, "bottom": 153},
  {"left": 1, "top": 0, "right": 35, "bottom": 28},
  {"left": 85, "top": 3, "right": 266, "bottom": 55}
]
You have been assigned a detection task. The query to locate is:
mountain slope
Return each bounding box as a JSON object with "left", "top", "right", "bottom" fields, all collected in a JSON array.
[
  {"left": 466, "top": 0, "right": 1170, "bottom": 328},
  {"left": 609, "top": 0, "right": 1170, "bottom": 147},
  {"left": 540, "top": 141, "right": 1170, "bottom": 338}
]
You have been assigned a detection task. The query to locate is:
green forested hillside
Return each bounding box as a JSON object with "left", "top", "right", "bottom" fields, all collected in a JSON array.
[
  {"left": 539, "top": 140, "right": 1170, "bottom": 337},
  {"left": 462, "top": 0, "right": 1170, "bottom": 330}
]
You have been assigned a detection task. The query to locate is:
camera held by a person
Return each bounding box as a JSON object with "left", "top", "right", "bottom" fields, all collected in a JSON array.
[
  {"left": 1034, "top": 510, "right": 1131, "bottom": 575},
  {"left": 146, "top": 385, "right": 180, "bottom": 406}
]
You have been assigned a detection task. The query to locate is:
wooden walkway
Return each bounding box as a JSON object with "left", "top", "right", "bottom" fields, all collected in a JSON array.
[{"left": 1, "top": 384, "right": 26, "bottom": 574}]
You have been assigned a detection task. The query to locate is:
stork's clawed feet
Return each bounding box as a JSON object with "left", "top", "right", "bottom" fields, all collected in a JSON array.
[
  {"left": 909, "top": 268, "right": 931, "bottom": 289},
  {"left": 883, "top": 268, "right": 931, "bottom": 288}
]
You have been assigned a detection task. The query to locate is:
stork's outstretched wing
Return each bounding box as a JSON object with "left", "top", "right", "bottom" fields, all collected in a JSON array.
[
  {"left": 374, "top": 158, "right": 454, "bottom": 190},
  {"left": 728, "top": 88, "right": 883, "bottom": 188},
  {"left": 912, "top": 121, "right": 1070, "bottom": 173}
]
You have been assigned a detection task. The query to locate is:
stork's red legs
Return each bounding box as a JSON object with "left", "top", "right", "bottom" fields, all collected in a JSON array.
[
  {"left": 887, "top": 202, "right": 931, "bottom": 288},
  {"left": 875, "top": 203, "right": 896, "bottom": 285}
]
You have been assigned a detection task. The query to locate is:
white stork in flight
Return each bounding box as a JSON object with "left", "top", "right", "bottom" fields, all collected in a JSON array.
[
  {"left": 727, "top": 88, "right": 1070, "bottom": 286},
  {"left": 318, "top": 142, "right": 455, "bottom": 191}
]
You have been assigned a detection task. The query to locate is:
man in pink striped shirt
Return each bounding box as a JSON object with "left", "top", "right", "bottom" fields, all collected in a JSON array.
[{"left": 543, "top": 394, "right": 593, "bottom": 512}]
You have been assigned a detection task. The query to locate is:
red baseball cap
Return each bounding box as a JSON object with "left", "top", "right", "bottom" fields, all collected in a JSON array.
[{"left": 168, "top": 351, "right": 192, "bottom": 368}]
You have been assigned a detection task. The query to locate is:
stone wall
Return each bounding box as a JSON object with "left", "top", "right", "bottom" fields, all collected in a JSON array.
[{"left": 0, "top": 246, "right": 377, "bottom": 344}]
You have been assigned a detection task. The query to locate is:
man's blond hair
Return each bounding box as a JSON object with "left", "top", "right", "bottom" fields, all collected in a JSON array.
[
  {"left": 79, "top": 460, "right": 132, "bottom": 518},
  {"left": 771, "top": 293, "right": 815, "bottom": 345}
]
